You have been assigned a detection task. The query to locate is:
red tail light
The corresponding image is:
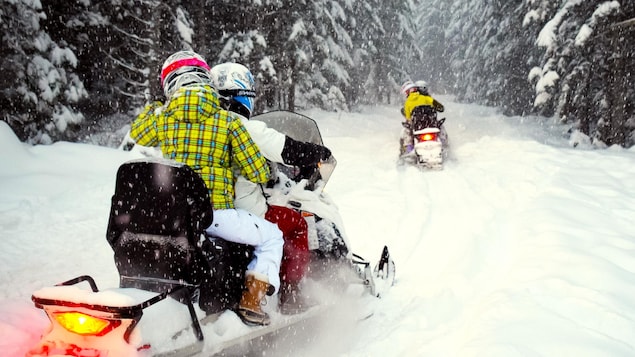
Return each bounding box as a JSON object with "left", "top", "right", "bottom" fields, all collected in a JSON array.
[
  {"left": 417, "top": 132, "right": 437, "bottom": 142},
  {"left": 53, "top": 311, "right": 120, "bottom": 336}
]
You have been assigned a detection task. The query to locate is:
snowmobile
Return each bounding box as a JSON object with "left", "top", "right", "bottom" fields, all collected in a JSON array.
[
  {"left": 254, "top": 111, "right": 395, "bottom": 298},
  {"left": 27, "top": 111, "right": 395, "bottom": 357},
  {"left": 398, "top": 106, "right": 449, "bottom": 170}
]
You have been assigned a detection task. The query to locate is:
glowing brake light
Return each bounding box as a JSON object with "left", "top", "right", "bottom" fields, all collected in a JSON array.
[
  {"left": 418, "top": 132, "right": 437, "bottom": 142},
  {"left": 53, "top": 311, "right": 119, "bottom": 336}
]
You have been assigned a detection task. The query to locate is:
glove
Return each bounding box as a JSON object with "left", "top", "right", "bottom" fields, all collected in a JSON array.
[
  {"left": 282, "top": 136, "right": 331, "bottom": 167},
  {"left": 319, "top": 145, "right": 332, "bottom": 161},
  {"left": 304, "top": 142, "right": 330, "bottom": 165}
]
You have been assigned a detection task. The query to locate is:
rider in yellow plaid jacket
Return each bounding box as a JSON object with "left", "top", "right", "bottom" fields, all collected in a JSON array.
[{"left": 130, "top": 84, "right": 270, "bottom": 210}]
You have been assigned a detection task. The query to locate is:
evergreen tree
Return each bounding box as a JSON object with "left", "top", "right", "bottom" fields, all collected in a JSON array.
[
  {"left": 295, "top": 0, "right": 354, "bottom": 111},
  {"left": 414, "top": 0, "right": 454, "bottom": 93},
  {"left": 0, "top": 0, "right": 87, "bottom": 144},
  {"left": 207, "top": 0, "right": 356, "bottom": 112},
  {"left": 40, "top": 0, "right": 115, "bottom": 128},
  {"left": 95, "top": 0, "right": 192, "bottom": 109},
  {"left": 342, "top": 0, "right": 383, "bottom": 108},
  {"left": 4, "top": 0, "right": 631, "bottom": 147},
  {"left": 530, "top": 1, "right": 633, "bottom": 146},
  {"left": 201, "top": 0, "right": 282, "bottom": 111},
  {"left": 373, "top": 0, "right": 421, "bottom": 104},
  {"left": 443, "top": 0, "right": 482, "bottom": 98}
]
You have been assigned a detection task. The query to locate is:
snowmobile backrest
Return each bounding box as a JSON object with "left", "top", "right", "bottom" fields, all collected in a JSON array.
[
  {"left": 106, "top": 159, "right": 213, "bottom": 291},
  {"left": 411, "top": 106, "right": 440, "bottom": 131}
]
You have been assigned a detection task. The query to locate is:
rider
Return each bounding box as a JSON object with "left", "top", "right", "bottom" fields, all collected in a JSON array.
[
  {"left": 130, "top": 50, "right": 283, "bottom": 326},
  {"left": 400, "top": 80, "right": 445, "bottom": 154},
  {"left": 209, "top": 62, "right": 332, "bottom": 315}
]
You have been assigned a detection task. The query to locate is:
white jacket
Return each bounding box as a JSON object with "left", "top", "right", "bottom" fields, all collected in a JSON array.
[{"left": 234, "top": 117, "right": 286, "bottom": 217}]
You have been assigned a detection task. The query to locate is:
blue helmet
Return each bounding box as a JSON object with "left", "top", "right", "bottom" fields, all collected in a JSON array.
[{"left": 210, "top": 63, "right": 256, "bottom": 117}]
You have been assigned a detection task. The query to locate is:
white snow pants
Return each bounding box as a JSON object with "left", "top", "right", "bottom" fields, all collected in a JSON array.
[{"left": 205, "top": 208, "right": 283, "bottom": 293}]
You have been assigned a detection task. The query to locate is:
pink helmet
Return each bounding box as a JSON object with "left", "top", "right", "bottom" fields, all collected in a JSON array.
[
  {"left": 401, "top": 80, "right": 417, "bottom": 96},
  {"left": 160, "top": 51, "right": 212, "bottom": 98}
]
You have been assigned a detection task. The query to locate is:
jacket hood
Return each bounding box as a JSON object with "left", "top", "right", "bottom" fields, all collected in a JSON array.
[{"left": 165, "top": 84, "right": 224, "bottom": 123}]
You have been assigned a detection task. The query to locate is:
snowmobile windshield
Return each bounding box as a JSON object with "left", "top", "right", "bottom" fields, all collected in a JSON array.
[
  {"left": 252, "top": 111, "right": 323, "bottom": 145},
  {"left": 252, "top": 110, "right": 336, "bottom": 188}
]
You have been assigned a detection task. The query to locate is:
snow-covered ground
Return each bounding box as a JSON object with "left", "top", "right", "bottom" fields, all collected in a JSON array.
[{"left": 1, "top": 96, "right": 635, "bottom": 356}]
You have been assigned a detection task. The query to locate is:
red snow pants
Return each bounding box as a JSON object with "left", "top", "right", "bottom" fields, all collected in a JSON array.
[{"left": 264, "top": 205, "right": 310, "bottom": 285}]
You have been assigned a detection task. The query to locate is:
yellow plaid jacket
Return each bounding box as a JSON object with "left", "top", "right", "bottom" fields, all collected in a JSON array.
[{"left": 130, "top": 85, "right": 269, "bottom": 209}]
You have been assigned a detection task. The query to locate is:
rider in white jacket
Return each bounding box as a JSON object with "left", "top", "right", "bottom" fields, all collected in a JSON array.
[
  {"left": 235, "top": 119, "right": 285, "bottom": 216},
  {"left": 210, "top": 62, "right": 332, "bottom": 314}
]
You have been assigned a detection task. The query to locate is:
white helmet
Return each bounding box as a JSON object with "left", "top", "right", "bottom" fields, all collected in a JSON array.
[
  {"left": 401, "top": 80, "right": 417, "bottom": 96},
  {"left": 209, "top": 62, "right": 256, "bottom": 118},
  {"left": 160, "top": 50, "right": 212, "bottom": 98},
  {"left": 414, "top": 80, "right": 429, "bottom": 95}
]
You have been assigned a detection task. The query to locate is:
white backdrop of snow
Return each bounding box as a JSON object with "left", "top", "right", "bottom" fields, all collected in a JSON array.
[{"left": 1, "top": 96, "right": 635, "bottom": 356}]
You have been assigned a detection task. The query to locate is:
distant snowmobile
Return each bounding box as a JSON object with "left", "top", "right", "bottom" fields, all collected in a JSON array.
[
  {"left": 398, "top": 106, "right": 450, "bottom": 170},
  {"left": 27, "top": 111, "right": 395, "bottom": 357}
]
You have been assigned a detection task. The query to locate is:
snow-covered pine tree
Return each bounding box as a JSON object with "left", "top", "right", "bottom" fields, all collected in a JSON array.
[
  {"left": 294, "top": 0, "right": 354, "bottom": 111},
  {"left": 195, "top": 0, "right": 272, "bottom": 112},
  {"left": 341, "top": 0, "right": 384, "bottom": 107},
  {"left": 95, "top": 0, "right": 194, "bottom": 109},
  {"left": 413, "top": 0, "right": 454, "bottom": 94},
  {"left": 530, "top": 0, "right": 633, "bottom": 146},
  {"left": 373, "top": 0, "right": 421, "bottom": 103},
  {"left": 442, "top": 0, "right": 536, "bottom": 114},
  {"left": 443, "top": 0, "right": 486, "bottom": 101},
  {"left": 41, "top": 0, "right": 121, "bottom": 127},
  {"left": 206, "top": 0, "right": 356, "bottom": 112},
  {"left": 0, "top": 0, "right": 87, "bottom": 144}
]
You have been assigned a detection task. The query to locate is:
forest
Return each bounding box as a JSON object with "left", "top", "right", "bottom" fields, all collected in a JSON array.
[{"left": 1, "top": 0, "right": 633, "bottom": 147}]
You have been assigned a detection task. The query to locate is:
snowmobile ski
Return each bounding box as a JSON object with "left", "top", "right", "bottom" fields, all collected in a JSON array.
[{"left": 211, "top": 306, "right": 327, "bottom": 355}]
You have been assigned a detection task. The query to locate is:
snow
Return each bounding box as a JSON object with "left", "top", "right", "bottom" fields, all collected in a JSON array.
[
  {"left": 522, "top": 9, "right": 541, "bottom": 27},
  {"left": 535, "top": 15, "right": 560, "bottom": 51},
  {"left": 575, "top": 1, "right": 621, "bottom": 46},
  {"left": 175, "top": 8, "right": 194, "bottom": 45},
  {"left": 535, "top": 0, "right": 584, "bottom": 52},
  {"left": 592, "top": 1, "right": 621, "bottom": 22},
  {"left": 575, "top": 24, "right": 593, "bottom": 46},
  {"left": 532, "top": 60, "right": 560, "bottom": 107},
  {"left": 289, "top": 19, "right": 307, "bottom": 41},
  {"left": 2, "top": 97, "right": 635, "bottom": 356}
]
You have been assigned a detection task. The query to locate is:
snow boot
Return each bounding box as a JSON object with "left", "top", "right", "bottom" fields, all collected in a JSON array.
[
  {"left": 279, "top": 282, "right": 310, "bottom": 315},
  {"left": 237, "top": 272, "right": 271, "bottom": 326}
]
